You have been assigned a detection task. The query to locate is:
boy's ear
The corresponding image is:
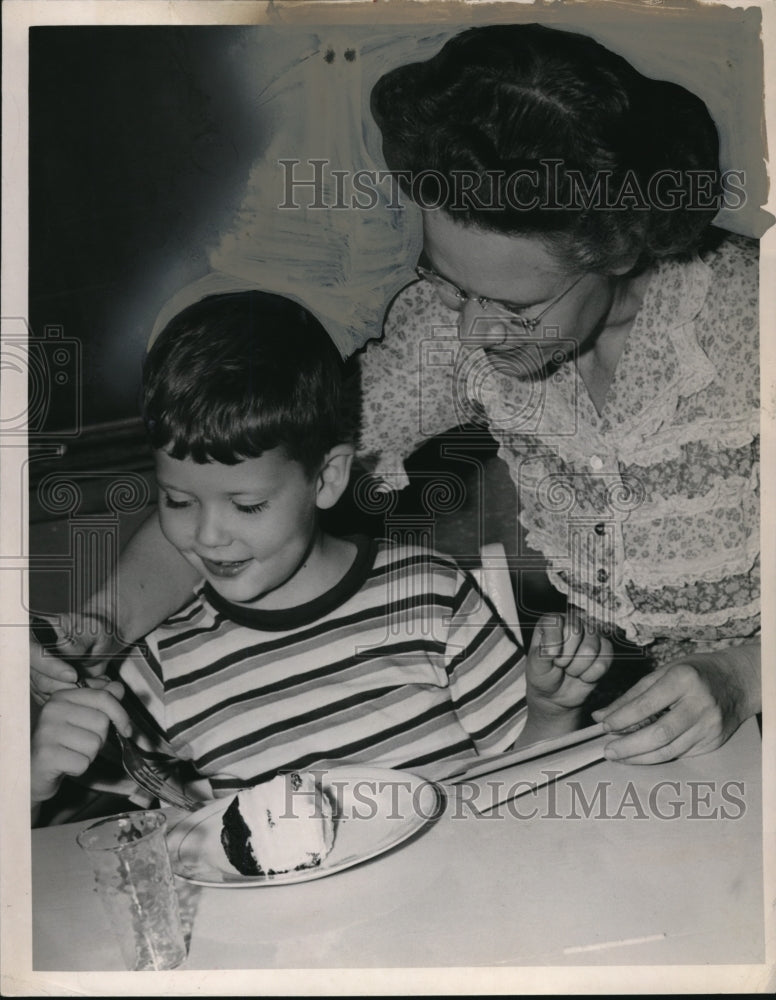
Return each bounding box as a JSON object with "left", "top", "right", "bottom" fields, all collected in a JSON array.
[{"left": 315, "top": 444, "right": 355, "bottom": 510}]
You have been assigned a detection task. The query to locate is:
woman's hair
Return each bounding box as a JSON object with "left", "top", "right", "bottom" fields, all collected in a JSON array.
[
  {"left": 371, "top": 23, "right": 722, "bottom": 273},
  {"left": 142, "top": 290, "right": 347, "bottom": 472}
]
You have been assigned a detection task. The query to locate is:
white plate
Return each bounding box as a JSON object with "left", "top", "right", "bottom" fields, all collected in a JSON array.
[{"left": 166, "top": 766, "right": 444, "bottom": 887}]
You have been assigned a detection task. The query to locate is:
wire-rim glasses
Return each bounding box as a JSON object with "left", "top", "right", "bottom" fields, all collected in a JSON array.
[{"left": 415, "top": 265, "right": 585, "bottom": 332}]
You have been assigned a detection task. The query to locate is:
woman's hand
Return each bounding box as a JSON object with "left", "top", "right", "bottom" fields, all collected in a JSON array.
[
  {"left": 592, "top": 642, "right": 761, "bottom": 764},
  {"left": 30, "top": 613, "right": 121, "bottom": 705}
]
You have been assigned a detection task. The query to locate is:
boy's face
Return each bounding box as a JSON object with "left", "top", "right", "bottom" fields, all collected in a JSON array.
[{"left": 155, "top": 447, "right": 322, "bottom": 606}]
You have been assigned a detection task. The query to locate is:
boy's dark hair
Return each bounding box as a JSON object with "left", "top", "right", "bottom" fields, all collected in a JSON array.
[
  {"left": 142, "top": 290, "right": 346, "bottom": 472},
  {"left": 371, "top": 23, "right": 721, "bottom": 273}
]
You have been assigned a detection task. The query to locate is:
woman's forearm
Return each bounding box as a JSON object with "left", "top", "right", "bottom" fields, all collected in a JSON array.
[
  {"left": 721, "top": 638, "right": 761, "bottom": 719},
  {"left": 84, "top": 510, "right": 199, "bottom": 644}
]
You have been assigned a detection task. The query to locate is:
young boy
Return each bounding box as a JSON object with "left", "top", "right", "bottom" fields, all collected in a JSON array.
[{"left": 31, "top": 290, "right": 611, "bottom": 810}]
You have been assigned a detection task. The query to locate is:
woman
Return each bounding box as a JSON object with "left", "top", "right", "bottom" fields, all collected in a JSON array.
[
  {"left": 357, "top": 23, "right": 760, "bottom": 764},
  {"left": 31, "top": 23, "right": 760, "bottom": 765}
]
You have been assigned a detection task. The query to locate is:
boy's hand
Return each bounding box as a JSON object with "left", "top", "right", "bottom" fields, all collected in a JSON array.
[
  {"left": 30, "top": 613, "right": 117, "bottom": 705},
  {"left": 30, "top": 678, "right": 132, "bottom": 804},
  {"left": 525, "top": 612, "right": 612, "bottom": 726}
]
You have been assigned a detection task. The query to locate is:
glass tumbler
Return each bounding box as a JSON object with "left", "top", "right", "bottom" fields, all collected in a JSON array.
[{"left": 76, "top": 810, "right": 186, "bottom": 970}]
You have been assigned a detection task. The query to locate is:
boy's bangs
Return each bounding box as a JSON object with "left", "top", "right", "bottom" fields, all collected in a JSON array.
[
  {"left": 162, "top": 434, "right": 254, "bottom": 466},
  {"left": 150, "top": 409, "right": 321, "bottom": 469},
  {"left": 151, "top": 417, "right": 284, "bottom": 466}
]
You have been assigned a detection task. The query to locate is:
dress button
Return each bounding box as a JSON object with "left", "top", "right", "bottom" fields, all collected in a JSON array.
[
  {"left": 596, "top": 568, "right": 609, "bottom": 583},
  {"left": 590, "top": 455, "right": 604, "bottom": 471},
  {"left": 594, "top": 522, "right": 606, "bottom": 536}
]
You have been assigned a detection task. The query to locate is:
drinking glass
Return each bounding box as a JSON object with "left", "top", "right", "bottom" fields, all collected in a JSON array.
[{"left": 76, "top": 810, "right": 186, "bottom": 970}]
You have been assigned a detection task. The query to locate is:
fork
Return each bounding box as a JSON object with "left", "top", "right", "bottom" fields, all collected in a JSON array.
[
  {"left": 87, "top": 700, "right": 201, "bottom": 812},
  {"left": 31, "top": 616, "right": 200, "bottom": 812}
]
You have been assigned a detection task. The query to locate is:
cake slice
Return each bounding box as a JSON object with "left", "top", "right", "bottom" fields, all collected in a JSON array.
[{"left": 220, "top": 771, "right": 335, "bottom": 876}]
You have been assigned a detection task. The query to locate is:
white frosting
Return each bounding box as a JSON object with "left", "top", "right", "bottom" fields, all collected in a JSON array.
[{"left": 237, "top": 772, "right": 334, "bottom": 873}]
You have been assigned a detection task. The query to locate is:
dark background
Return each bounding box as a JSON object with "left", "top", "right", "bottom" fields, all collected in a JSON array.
[{"left": 29, "top": 27, "right": 267, "bottom": 431}]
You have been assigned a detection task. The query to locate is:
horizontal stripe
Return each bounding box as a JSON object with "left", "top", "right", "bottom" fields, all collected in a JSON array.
[
  {"left": 118, "top": 540, "right": 527, "bottom": 789},
  {"left": 163, "top": 639, "right": 449, "bottom": 738},
  {"left": 161, "top": 597, "right": 452, "bottom": 691}
]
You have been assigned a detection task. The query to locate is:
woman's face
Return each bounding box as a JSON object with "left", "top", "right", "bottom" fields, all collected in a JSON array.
[{"left": 421, "top": 210, "right": 621, "bottom": 377}]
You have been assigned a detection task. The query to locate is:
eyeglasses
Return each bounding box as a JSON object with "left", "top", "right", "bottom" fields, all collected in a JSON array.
[{"left": 415, "top": 265, "right": 586, "bottom": 332}]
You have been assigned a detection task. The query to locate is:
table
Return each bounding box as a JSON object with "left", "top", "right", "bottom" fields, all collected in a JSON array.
[{"left": 31, "top": 719, "right": 764, "bottom": 971}]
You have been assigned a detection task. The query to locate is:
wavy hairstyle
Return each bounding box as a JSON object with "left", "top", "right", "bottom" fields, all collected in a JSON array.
[
  {"left": 371, "top": 24, "right": 721, "bottom": 273},
  {"left": 142, "top": 290, "right": 346, "bottom": 472}
]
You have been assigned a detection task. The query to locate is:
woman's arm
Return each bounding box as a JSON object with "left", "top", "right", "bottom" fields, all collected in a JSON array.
[
  {"left": 31, "top": 511, "right": 199, "bottom": 700},
  {"left": 592, "top": 640, "right": 761, "bottom": 763},
  {"left": 104, "top": 510, "right": 199, "bottom": 643}
]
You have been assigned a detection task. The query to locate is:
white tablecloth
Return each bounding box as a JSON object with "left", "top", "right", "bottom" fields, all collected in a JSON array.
[{"left": 31, "top": 719, "right": 764, "bottom": 972}]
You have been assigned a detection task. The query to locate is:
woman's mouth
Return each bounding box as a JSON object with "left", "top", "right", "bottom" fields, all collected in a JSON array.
[{"left": 200, "top": 556, "right": 252, "bottom": 578}]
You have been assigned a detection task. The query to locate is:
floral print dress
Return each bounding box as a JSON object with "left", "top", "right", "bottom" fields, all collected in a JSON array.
[{"left": 357, "top": 233, "right": 760, "bottom": 666}]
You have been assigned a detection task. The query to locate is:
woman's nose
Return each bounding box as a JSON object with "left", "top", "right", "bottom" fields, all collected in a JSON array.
[
  {"left": 457, "top": 300, "right": 509, "bottom": 347},
  {"left": 195, "top": 507, "right": 230, "bottom": 548}
]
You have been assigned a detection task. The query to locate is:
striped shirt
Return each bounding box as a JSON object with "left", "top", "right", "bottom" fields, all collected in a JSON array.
[{"left": 117, "top": 536, "right": 528, "bottom": 795}]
